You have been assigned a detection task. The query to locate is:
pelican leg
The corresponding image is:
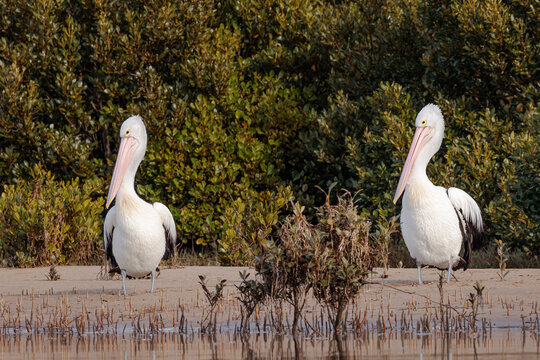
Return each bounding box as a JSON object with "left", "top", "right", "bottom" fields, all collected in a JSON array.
[
  {"left": 121, "top": 269, "right": 128, "bottom": 296},
  {"left": 416, "top": 260, "right": 423, "bottom": 285},
  {"left": 446, "top": 260, "right": 452, "bottom": 284},
  {"left": 149, "top": 268, "right": 156, "bottom": 293}
]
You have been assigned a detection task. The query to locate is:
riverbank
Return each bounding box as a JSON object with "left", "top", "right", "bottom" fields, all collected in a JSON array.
[{"left": 0, "top": 267, "right": 538, "bottom": 334}]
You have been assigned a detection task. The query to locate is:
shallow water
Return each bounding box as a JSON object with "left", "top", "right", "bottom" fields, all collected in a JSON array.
[{"left": 1, "top": 330, "right": 538, "bottom": 359}]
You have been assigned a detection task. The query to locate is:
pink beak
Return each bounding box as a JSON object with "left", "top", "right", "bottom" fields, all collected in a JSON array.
[
  {"left": 393, "top": 126, "right": 432, "bottom": 204},
  {"left": 106, "top": 137, "right": 137, "bottom": 208}
]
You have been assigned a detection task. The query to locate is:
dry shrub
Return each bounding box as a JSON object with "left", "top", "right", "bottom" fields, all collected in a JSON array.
[
  {"left": 252, "top": 188, "right": 376, "bottom": 334},
  {"left": 310, "top": 188, "right": 375, "bottom": 333},
  {"left": 235, "top": 270, "right": 266, "bottom": 333},
  {"left": 256, "top": 202, "right": 316, "bottom": 333},
  {"left": 371, "top": 216, "right": 399, "bottom": 278}
]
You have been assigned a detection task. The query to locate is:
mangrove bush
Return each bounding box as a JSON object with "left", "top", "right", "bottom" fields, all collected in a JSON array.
[{"left": 0, "top": 0, "right": 537, "bottom": 265}]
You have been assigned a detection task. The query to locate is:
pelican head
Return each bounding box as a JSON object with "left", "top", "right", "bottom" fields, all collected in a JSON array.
[
  {"left": 393, "top": 104, "right": 445, "bottom": 204},
  {"left": 106, "top": 115, "right": 148, "bottom": 208}
]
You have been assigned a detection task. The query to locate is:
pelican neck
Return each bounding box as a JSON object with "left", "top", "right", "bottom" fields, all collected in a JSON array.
[
  {"left": 409, "top": 162, "right": 430, "bottom": 185},
  {"left": 115, "top": 163, "right": 142, "bottom": 206}
]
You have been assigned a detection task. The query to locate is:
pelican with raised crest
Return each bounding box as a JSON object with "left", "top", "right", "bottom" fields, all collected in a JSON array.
[
  {"left": 393, "top": 104, "right": 484, "bottom": 284},
  {"left": 104, "top": 115, "right": 176, "bottom": 295}
]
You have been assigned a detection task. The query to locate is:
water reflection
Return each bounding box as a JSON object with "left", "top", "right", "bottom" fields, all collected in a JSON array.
[{"left": 0, "top": 331, "right": 538, "bottom": 359}]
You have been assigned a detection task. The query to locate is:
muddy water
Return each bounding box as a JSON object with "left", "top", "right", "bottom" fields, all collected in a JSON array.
[{"left": 1, "top": 331, "right": 538, "bottom": 359}]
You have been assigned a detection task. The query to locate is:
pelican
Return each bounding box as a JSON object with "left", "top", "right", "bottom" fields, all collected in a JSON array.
[
  {"left": 393, "top": 104, "right": 484, "bottom": 284},
  {"left": 104, "top": 115, "right": 176, "bottom": 295}
]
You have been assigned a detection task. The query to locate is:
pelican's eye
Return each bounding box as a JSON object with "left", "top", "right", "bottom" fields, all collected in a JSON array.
[
  {"left": 125, "top": 130, "right": 131, "bottom": 136},
  {"left": 420, "top": 119, "right": 427, "bottom": 126}
]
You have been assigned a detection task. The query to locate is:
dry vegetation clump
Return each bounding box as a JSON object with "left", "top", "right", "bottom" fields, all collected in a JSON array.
[
  {"left": 45, "top": 262, "right": 60, "bottom": 281},
  {"left": 255, "top": 202, "right": 316, "bottom": 333},
  {"left": 370, "top": 216, "right": 399, "bottom": 278},
  {"left": 494, "top": 239, "right": 510, "bottom": 280},
  {"left": 235, "top": 270, "right": 266, "bottom": 333},
  {"left": 310, "top": 190, "right": 375, "bottom": 333},
  {"left": 241, "top": 189, "right": 377, "bottom": 334},
  {"left": 198, "top": 275, "right": 227, "bottom": 334}
]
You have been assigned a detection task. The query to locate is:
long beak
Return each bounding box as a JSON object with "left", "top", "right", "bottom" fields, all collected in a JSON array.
[
  {"left": 106, "top": 137, "right": 137, "bottom": 208},
  {"left": 393, "top": 126, "right": 432, "bottom": 204}
]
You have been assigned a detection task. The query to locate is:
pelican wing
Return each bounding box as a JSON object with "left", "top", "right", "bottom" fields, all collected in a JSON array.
[
  {"left": 447, "top": 187, "right": 484, "bottom": 269},
  {"left": 104, "top": 206, "right": 119, "bottom": 268},
  {"left": 153, "top": 202, "right": 177, "bottom": 260}
]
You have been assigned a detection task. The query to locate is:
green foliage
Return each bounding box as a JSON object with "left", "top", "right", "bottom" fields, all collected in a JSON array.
[
  {"left": 0, "top": 165, "right": 103, "bottom": 267},
  {"left": 422, "top": 0, "right": 537, "bottom": 107},
  {"left": 0, "top": 0, "right": 537, "bottom": 265},
  {"left": 218, "top": 186, "right": 293, "bottom": 265}
]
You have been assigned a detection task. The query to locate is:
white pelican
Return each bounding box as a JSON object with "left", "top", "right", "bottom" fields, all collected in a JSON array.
[
  {"left": 393, "top": 104, "right": 484, "bottom": 284},
  {"left": 104, "top": 115, "right": 176, "bottom": 295}
]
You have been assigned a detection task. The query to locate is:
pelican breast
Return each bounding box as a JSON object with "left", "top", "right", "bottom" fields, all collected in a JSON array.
[
  {"left": 112, "top": 199, "right": 166, "bottom": 277},
  {"left": 401, "top": 182, "right": 462, "bottom": 268}
]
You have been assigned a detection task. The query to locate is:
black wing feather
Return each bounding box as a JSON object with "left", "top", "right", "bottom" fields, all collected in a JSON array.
[
  {"left": 162, "top": 225, "right": 175, "bottom": 260},
  {"left": 446, "top": 189, "right": 485, "bottom": 271},
  {"left": 105, "top": 226, "right": 118, "bottom": 268}
]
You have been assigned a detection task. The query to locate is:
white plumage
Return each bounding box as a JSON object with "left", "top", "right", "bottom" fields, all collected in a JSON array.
[
  {"left": 393, "top": 104, "right": 484, "bottom": 284},
  {"left": 104, "top": 116, "right": 176, "bottom": 295},
  {"left": 401, "top": 183, "right": 462, "bottom": 269}
]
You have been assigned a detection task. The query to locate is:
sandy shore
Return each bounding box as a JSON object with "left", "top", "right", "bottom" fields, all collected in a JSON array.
[{"left": 0, "top": 266, "right": 538, "bottom": 334}]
